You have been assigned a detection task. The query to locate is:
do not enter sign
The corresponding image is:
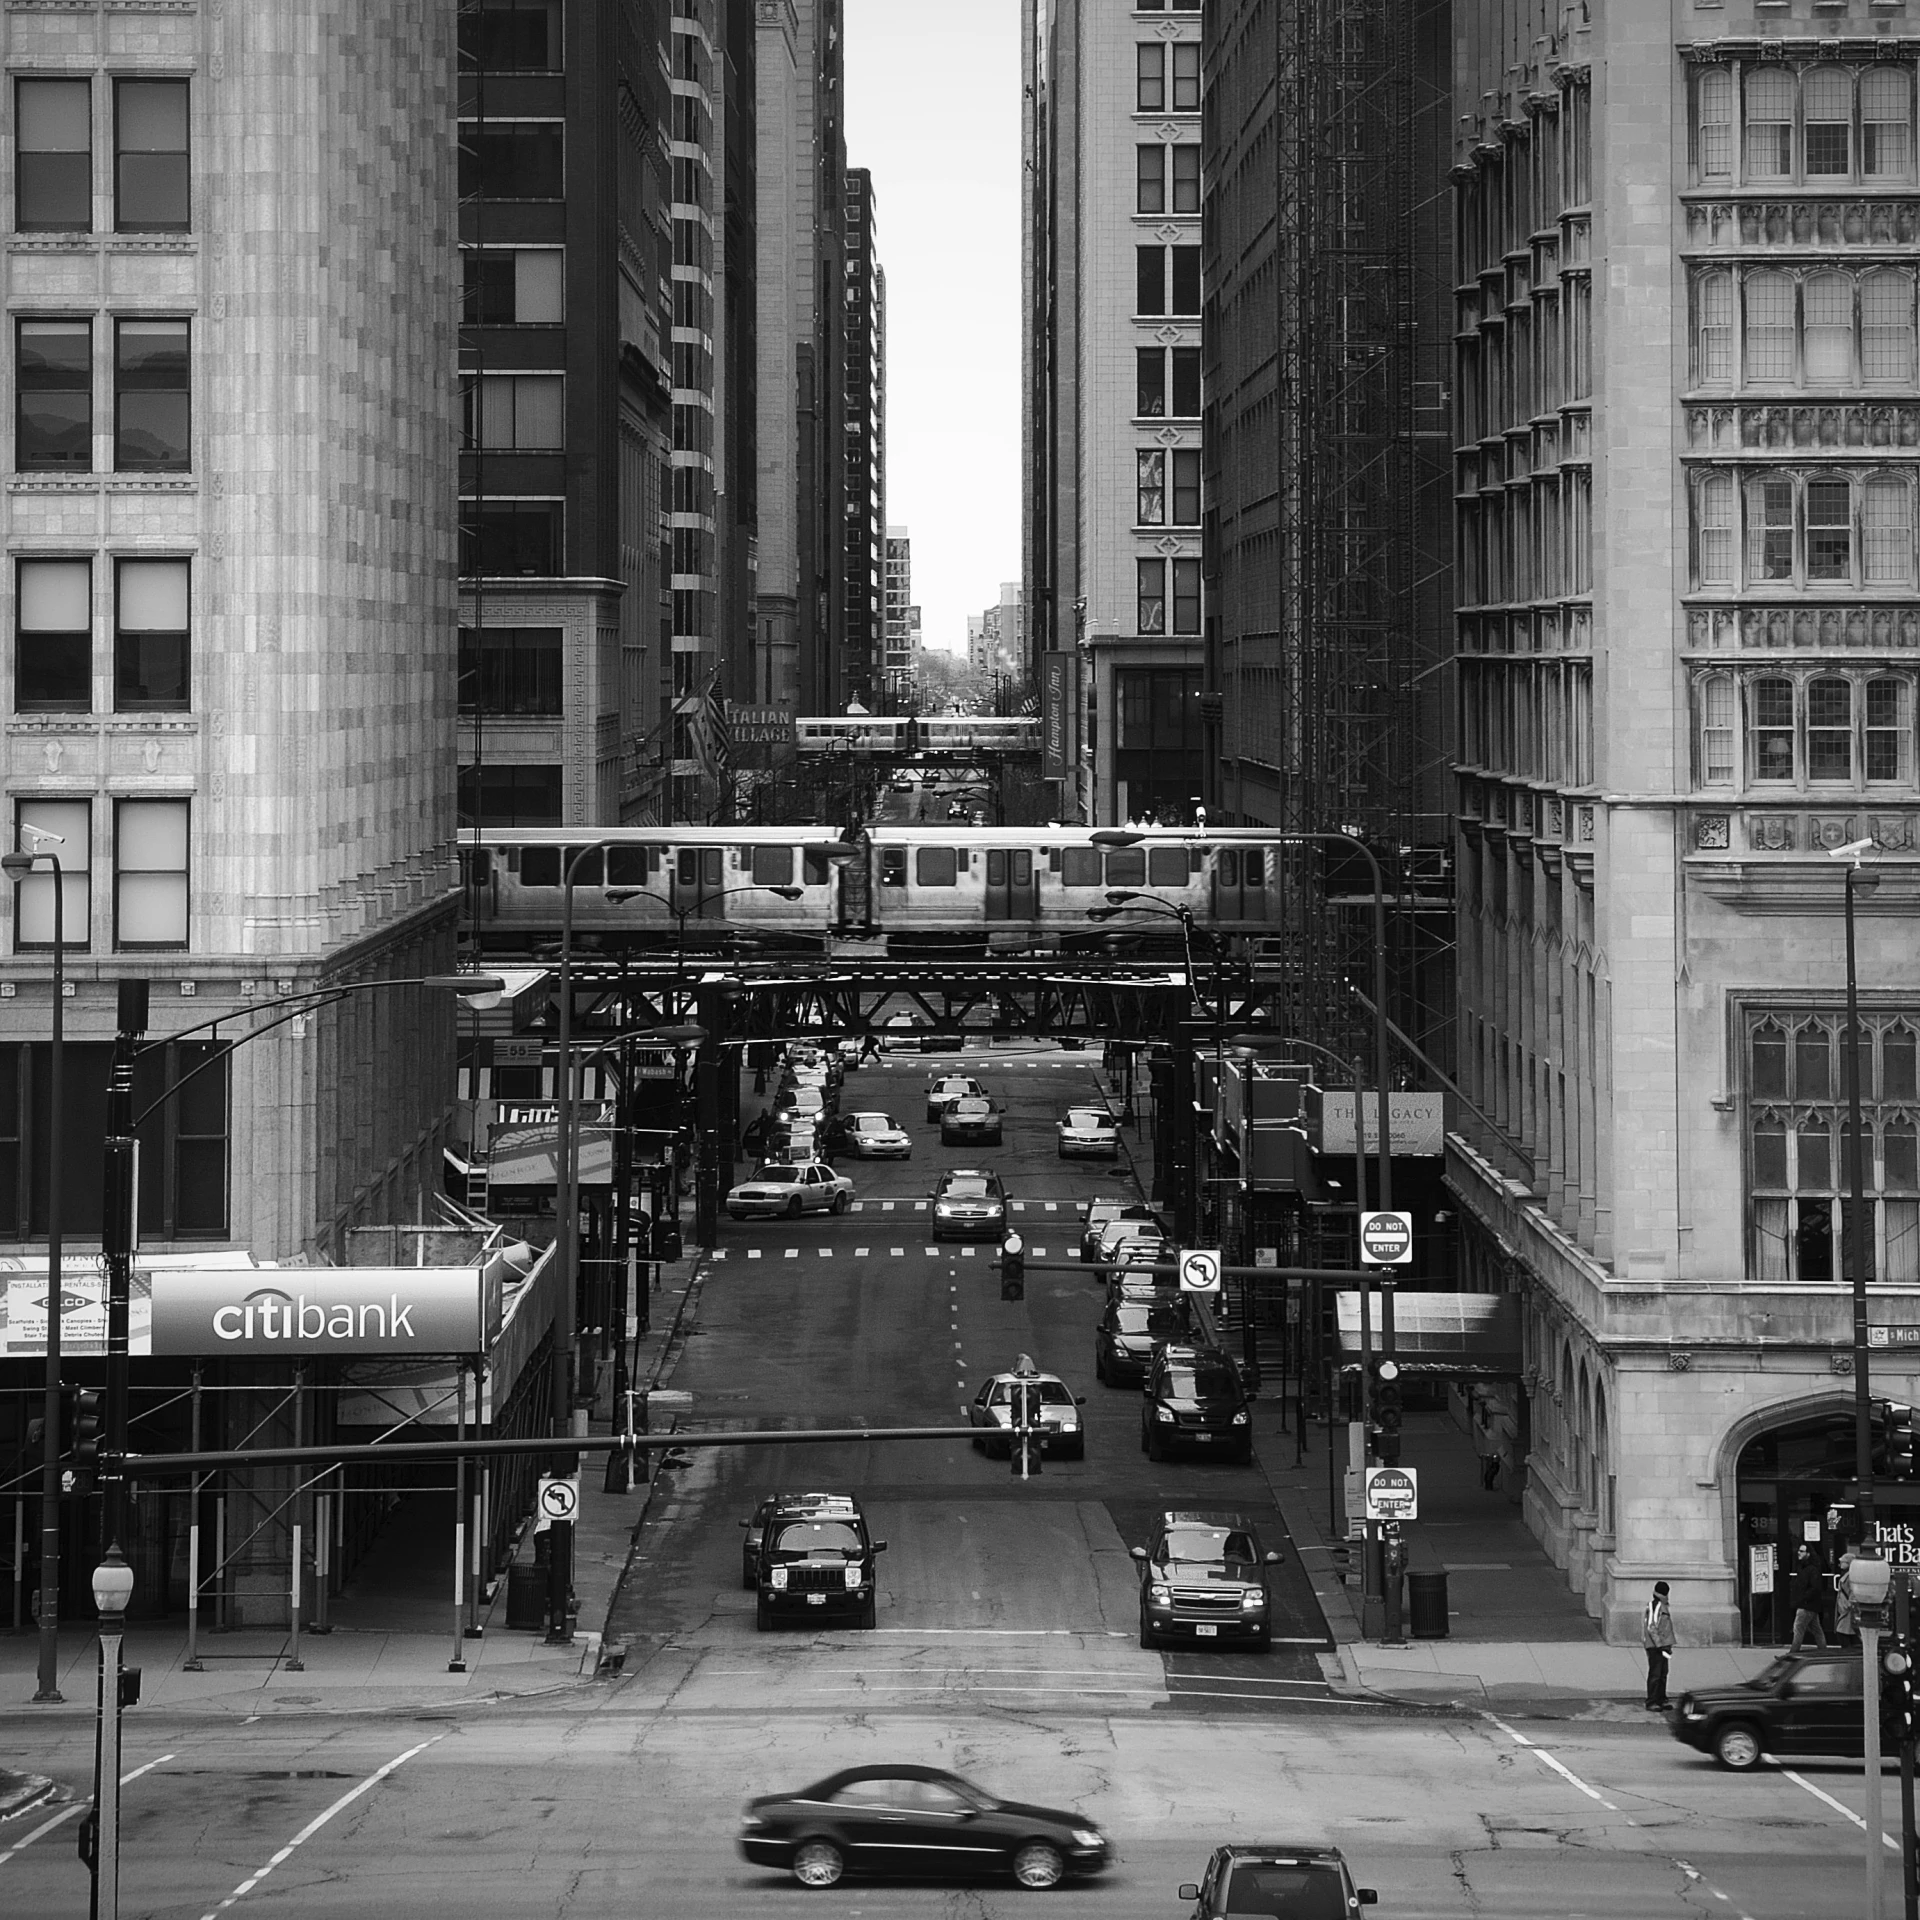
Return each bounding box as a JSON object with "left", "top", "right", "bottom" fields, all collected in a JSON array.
[
  {"left": 1364, "top": 1465, "right": 1419, "bottom": 1521},
  {"left": 1360, "top": 1210, "right": 1413, "bottom": 1266}
]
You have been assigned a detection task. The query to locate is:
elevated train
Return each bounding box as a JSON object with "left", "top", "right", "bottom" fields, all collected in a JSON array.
[
  {"left": 793, "top": 715, "right": 1039, "bottom": 756},
  {"left": 461, "top": 825, "right": 1292, "bottom": 955}
]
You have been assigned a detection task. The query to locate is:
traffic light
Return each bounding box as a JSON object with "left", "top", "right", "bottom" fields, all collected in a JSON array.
[
  {"left": 1009, "top": 1379, "right": 1043, "bottom": 1478},
  {"left": 1880, "top": 1400, "right": 1920, "bottom": 1479},
  {"left": 1882, "top": 1634, "right": 1915, "bottom": 1751},
  {"left": 70, "top": 1387, "right": 103, "bottom": 1495},
  {"left": 1368, "top": 1357, "right": 1403, "bottom": 1466},
  {"left": 1000, "top": 1232, "right": 1025, "bottom": 1302}
]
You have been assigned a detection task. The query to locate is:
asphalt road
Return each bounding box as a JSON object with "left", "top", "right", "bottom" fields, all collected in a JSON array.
[{"left": 0, "top": 1047, "right": 1891, "bottom": 1916}]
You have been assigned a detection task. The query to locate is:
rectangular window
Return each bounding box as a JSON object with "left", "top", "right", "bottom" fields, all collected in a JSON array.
[
  {"left": 16, "top": 79, "right": 91, "bottom": 232},
  {"left": 1697, "top": 475, "right": 1735, "bottom": 587},
  {"left": 1171, "top": 448, "right": 1201, "bottom": 525},
  {"left": 458, "top": 0, "right": 564, "bottom": 71},
  {"left": 1171, "top": 144, "right": 1200, "bottom": 213},
  {"left": 114, "top": 319, "right": 189, "bottom": 470},
  {"left": 1807, "top": 677, "right": 1853, "bottom": 779},
  {"left": 12, "top": 799, "right": 89, "bottom": 950},
  {"left": 1864, "top": 69, "right": 1914, "bottom": 180},
  {"left": 1752, "top": 678, "right": 1796, "bottom": 781},
  {"left": 1137, "top": 450, "right": 1166, "bottom": 525},
  {"left": 1137, "top": 144, "right": 1166, "bottom": 214},
  {"left": 1744, "top": 273, "right": 1795, "bottom": 383},
  {"left": 15, "top": 558, "right": 91, "bottom": 712},
  {"left": 1170, "top": 346, "right": 1202, "bottom": 417},
  {"left": 1172, "top": 557, "right": 1202, "bottom": 634},
  {"left": 1137, "top": 558, "right": 1166, "bottom": 634},
  {"left": 1137, "top": 245, "right": 1166, "bottom": 316},
  {"left": 1136, "top": 43, "right": 1165, "bottom": 113},
  {"left": 457, "top": 764, "right": 562, "bottom": 826},
  {"left": 1172, "top": 42, "right": 1201, "bottom": 112},
  {"left": 464, "top": 373, "right": 564, "bottom": 450},
  {"left": 459, "top": 499, "right": 563, "bottom": 575},
  {"left": 1745, "top": 70, "right": 1794, "bottom": 180},
  {"left": 16, "top": 319, "right": 92, "bottom": 471},
  {"left": 914, "top": 846, "right": 958, "bottom": 887},
  {"left": 1803, "top": 68, "right": 1852, "bottom": 177},
  {"left": 1149, "top": 847, "right": 1190, "bottom": 887},
  {"left": 459, "top": 123, "right": 566, "bottom": 200},
  {"left": 1862, "top": 273, "right": 1914, "bottom": 383},
  {"left": 115, "top": 558, "right": 189, "bottom": 710},
  {"left": 458, "top": 625, "right": 562, "bottom": 715},
  {"left": 113, "top": 798, "right": 187, "bottom": 948},
  {"left": 1695, "top": 69, "right": 1734, "bottom": 181},
  {"left": 1806, "top": 479, "right": 1852, "bottom": 581},
  {"left": 1867, "top": 677, "right": 1909, "bottom": 782},
  {"left": 1136, "top": 348, "right": 1167, "bottom": 418},
  {"left": 1104, "top": 847, "right": 1147, "bottom": 887},
  {"left": 1750, "top": 478, "right": 1796, "bottom": 582},
  {"left": 1170, "top": 245, "right": 1202, "bottom": 314},
  {"left": 1695, "top": 273, "right": 1732, "bottom": 383},
  {"left": 463, "top": 248, "right": 565, "bottom": 325},
  {"left": 114, "top": 79, "right": 188, "bottom": 233},
  {"left": 749, "top": 844, "right": 795, "bottom": 887},
  {"left": 1864, "top": 479, "right": 1913, "bottom": 587},
  {"left": 1059, "top": 847, "right": 1102, "bottom": 888},
  {"left": 1803, "top": 275, "right": 1852, "bottom": 384},
  {"left": 1699, "top": 676, "right": 1735, "bottom": 786}
]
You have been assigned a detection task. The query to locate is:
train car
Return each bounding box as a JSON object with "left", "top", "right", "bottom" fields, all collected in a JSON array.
[
  {"left": 914, "top": 715, "right": 1040, "bottom": 755},
  {"left": 793, "top": 716, "right": 910, "bottom": 755}
]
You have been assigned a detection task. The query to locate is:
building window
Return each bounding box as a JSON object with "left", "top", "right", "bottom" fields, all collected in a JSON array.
[
  {"left": 1137, "top": 43, "right": 1165, "bottom": 113},
  {"left": 1867, "top": 675, "right": 1912, "bottom": 780},
  {"left": 1137, "top": 144, "right": 1166, "bottom": 214},
  {"left": 1171, "top": 143, "right": 1200, "bottom": 213},
  {"left": 458, "top": 0, "right": 564, "bottom": 71},
  {"left": 1702, "top": 470, "right": 1917, "bottom": 591},
  {"left": 1697, "top": 473, "right": 1735, "bottom": 585},
  {"left": 457, "top": 764, "right": 562, "bottom": 826},
  {"left": 114, "top": 798, "right": 187, "bottom": 948},
  {"left": 16, "top": 79, "right": 92, "bottom": 233},
  {"left": 115, "top": 558, "right": 189, "bottom": 710},
  {"left": 1171, "top": 448, "right": 1201, "bottom": 525},
  {"left": 1697, "top": 61, "right": 1916, "bottom": 187},
  {"left": 1172, "top": 42, "right": 1201, "bottom": 112},
  {"left": 1170, "top": 346, "right": 1201, "bottom": 417},
  {"left": 1698, "top": 671, "right": 1736, "bottom": 785},
  {"left": 1698, "top": 667, "right": 1920, "bottom": 788},
  {"left": 1864, "top": 273, "right": 1916, "bottom": 383},
  {"left": 1695, "top": 271, "right": 1733, "bottom": 384},
  {"left": 459, "top": 123, "right": 565, "bottom": 200},
  {"left": 1171, "top": 245, "right": 1201, "bottom": 314},
  {"left": 1743, "top": 270, "right": 1795, "bottom": 382},
  {"left": 914, "top": 846, "right": 958, "bottom": 887},
  {"left": 1136, "top": 246, "right": 1166, "bottom": 316},
  {"left": 463, "top": 373, "right": 564, "bottom": 450},
  {"left": 1172, "top": 556, "right": 1202, "bottom": 634},
  {"left": 114, "top": 79, "right": 188, "bottom": 233},
  {"left": 15, "top": 558, "right": 91, "bottom": 712},
  {"left": 1865, "top": 68, "right": 1914, "bottom": 178},
  {"left": 1745, "top": 69, "right": 1795, "bottom": 180},
  {"left": 1137, "top": 348, "right": 1167, "bottom": 418},
  {"left": 11, "top": 799, "right": 89, "bottom": 950},
  {"left": 1748, "top": 1011, "right": 1920, "bottom": 1283},
  {"left": 1137, "top": 558, "right": 1166, "bottom": 633},
  {"left": 1696, "top": 67, "right": 1734, "bottom": 180},
  {"left": 458, "top": 625, "right": 563, "bottom": 715},
  {"left": 462, "top": 248, "right": 565, "bottom": 324},
  {"left": 1137, "top": 450, "right": 1166, "bottom": 525},
  {"left": 16, "top": 319, "right": 91, "bottom": 471},
  {"left": 114, "top": 319, "right": 189, "bottom": 471},
  {"left": 459, "top": 499, "right": 563, "bottom": 575}
]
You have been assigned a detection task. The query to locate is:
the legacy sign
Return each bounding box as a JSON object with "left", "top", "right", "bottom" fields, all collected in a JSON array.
[{"left": 151, "top": 1269, "right": 491, "bottom": 1357}]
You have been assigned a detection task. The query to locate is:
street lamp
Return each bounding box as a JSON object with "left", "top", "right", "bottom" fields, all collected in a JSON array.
[
  {"left": 4, "top": 831, "right": 72, "bottom": 1704},
  {"left": 86, "top": 1540, "right": 135, "bottom": 1918}
]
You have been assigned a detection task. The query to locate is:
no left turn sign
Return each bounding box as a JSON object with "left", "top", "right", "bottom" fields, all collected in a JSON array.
[
  {"left": 537, "top": 1474, "right": 580, "bottom": 1524},
  {"left": 1360, "top": 1210, "right": 1414, "bottom": 1266},
  {"left": 1178, "top": 1248, "right": 1223, "bottom": 1294}
]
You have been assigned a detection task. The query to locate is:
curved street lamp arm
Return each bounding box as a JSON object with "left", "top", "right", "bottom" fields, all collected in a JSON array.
[{"left": 128, "top": 993, "right": 352, "bottom": 1131}]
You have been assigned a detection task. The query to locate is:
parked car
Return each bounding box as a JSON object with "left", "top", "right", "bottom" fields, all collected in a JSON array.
[
  {"left": 748, "top": 1491, "right": 884, "bottom": 1631},
  {"left": 1111, "top": 1237, "right": 1172, "bottom": 1272},
  {"left": 1178, "top": 1846, "right": 1376, "bottom": 1916},
  {"left": 882, "top": 1012, "right": 931, "bottom": 1050},
  {"left": 941, "top": 1095, "right": 1004, "bottom": 1146},
  {"left": 931, "top": 1168, "right": 1009, "bottom": 1241},
  {"left": 1142, "top": 1344, "right": 1254, "bottom": 1463},
  {"left": 1081, "top": 1200, "right": 1159, "bottom": 1263},
  {"left": 1095, "top": 1293, "right": 1193, "bottom": 1386},
  {"left": 827, "top": 1111, "right": 912, "bottom": 1159},
  {"left": 738, "top": 1764, "right": 1110, "bottom": 1890},
  {"left": 926, "top": 1073, "right": 986, "bottom": 1123},
  {"left": 1667, "top": 1648, "right": 1894, "bottom": 1770},
  {"left": 968, "top": 1364, "right": 1087, "bottom": 1459},
  {"left": 727, "top": 1161, "right": 855, "bottom": 1219},
  {"left": 1057, "top": 1107, "right": 1120, "bottom": 1158},
  {"left": 1095, "top": 1218, "right": 1171, "bottom": 1267},
  {"left": 1133, "top": 1511, "right": 1283, "bottom": 1652}
]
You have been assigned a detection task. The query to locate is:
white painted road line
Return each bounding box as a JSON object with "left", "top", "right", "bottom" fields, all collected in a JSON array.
[
  {"left": 784, "top": 1248, "right": 798, "bottom": 1259},
  {"left": 1775, "top": 1763, "right": 1901, "bottom": 1850},
  {"left": 1481, "top": 1712, "right": 1619, "bottom": 1810},
  {"left": 892, "top": 1247, "right": 906, "bottom": 1256},
  {"left": 0, "top": 1752, "right": 177, "bottom": 1869},
  {"left": 198, "top": 1735, "right": 446, "bottom": 1918},
  {"left": 855, "top": 1246, "right": 869, "bottom": 1256},
  {"left": 747, "top": 1248, "right": 762, "bottom": 1259},
  {"left": 1673, "top": 1857, "right": 1757, "bottom": 1920}
]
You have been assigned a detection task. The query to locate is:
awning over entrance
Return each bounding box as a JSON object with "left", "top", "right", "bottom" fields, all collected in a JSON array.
[{"left": 1334, "top": 1289, "right": 1523, "bottom": 1376}]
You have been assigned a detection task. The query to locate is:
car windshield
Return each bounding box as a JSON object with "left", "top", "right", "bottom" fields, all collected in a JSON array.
[
  {"left": 952, "top": 1099, "right": 991, "bottom": 1115},
  {"left": 771, "top": 1521, "right": 863, "bottom": 1557},
  {"left": 1162, "top": 1526, "right": 1256, "bottom": 1565},
  {"left": 755, "top": 1165, "right": 803, "bottom": 1182},
  {"left": 1166, "top": 1362, "right": 1242, "bottom": 1400},
  {"left": 1224, "top": 1864, "right": 1348, "bottom": 1918},
  {"left": 851, "top": 1115, "right": 892, "bottom": 1132},
  {"left": 945, "top": 1178, "right": 996, "bottom": 1199},
  {"left": 1065, "top": 1110, "right": 1108, "bottom": 1128},
  {"left": 935, "top": 1078, "right": 970, "bottom": 1093},
  {"left": 1036, "top": 1380, "right": 1073, "bottom": 1405},
  {"left": 1117, "top": 1304, "right": 1187, "bottom": 1336}
]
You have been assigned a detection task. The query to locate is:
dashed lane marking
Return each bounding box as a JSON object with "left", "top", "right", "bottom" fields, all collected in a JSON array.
[
  {"left": 784, "top": 1249, "right": 798, "bottom": 1260},
  {"left": 855, "top": 1247, "right": 870, "bottom": 1257}
]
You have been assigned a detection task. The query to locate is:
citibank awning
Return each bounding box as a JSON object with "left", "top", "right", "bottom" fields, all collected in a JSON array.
[{"left": 1335, "top": 1290, "right": 1523, "bottom": 1377}]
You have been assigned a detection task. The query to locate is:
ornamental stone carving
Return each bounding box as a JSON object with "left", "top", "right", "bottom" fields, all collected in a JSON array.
[{"left": 1695, "top": 815, "right": 1732, "bottom": 850}]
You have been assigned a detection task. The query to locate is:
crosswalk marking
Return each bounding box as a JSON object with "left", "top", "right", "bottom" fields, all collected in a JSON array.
[
  {"left": 818, "top": 1247, "right": 832, "bottom": 1258},
  {"left": 710, "top": 1250, "right": 728, "bottom": 1261},
  {"left": 1045, "top": 1202, "right": 1058, "bottom": 1211},
  {"left": 748, "top": 1249, "right": 762, "bottom": 1260},
  {"left": 961, "top": 1247, "right": 976, "bottom": 1258},
  {"left": 784, "top": 1248, "right": 798, "bottom": 1259},
  {"left": 913, "top": 1201, "right": 928, "bottom": 1210},
  {"left": 891, "top": 1248, "right": 905, "bottom": 1257},
  {"left": 882, "top": 1201, "right": 896, "bottom": 1211},
  {"left": 855, "top": 1247, "right": 870, "bottom": 1257},
  {"left": 852, "top": 1201, "right": 865, "bottom": 1211}
]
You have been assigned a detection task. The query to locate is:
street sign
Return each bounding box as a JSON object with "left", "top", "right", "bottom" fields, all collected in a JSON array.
[
  {"left": 1178, "top": 1248, "right": 1223, "bottom": 1295},
  {"left": 1359, "top": 1210, "right": 1414, "bottom": 1267},
  {"left": 1363, "top": 1465, "right": 1419, "bottom": 1521},
  {"left": 536, "top": 1474, "right": 580, "bottom": 1524},
  {"left": 1870, "top": 1326, "right": 1920, "bottom": 1348}
]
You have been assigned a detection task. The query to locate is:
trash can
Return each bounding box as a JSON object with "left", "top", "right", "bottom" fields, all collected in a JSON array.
[
  {"left": 506, "top": 1562, "right": 547, "bottom": 1632},
  {"left": 1407, "top": 1569, "right": 1450, "bottom": 1639}
]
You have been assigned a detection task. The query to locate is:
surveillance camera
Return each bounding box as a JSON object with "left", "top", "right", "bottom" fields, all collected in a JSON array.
[{"left": 1827, "top": 838, "right": 1876, "bottom": 861}]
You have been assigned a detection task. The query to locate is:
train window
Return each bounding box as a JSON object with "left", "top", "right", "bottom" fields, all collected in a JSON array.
[
  {"left": 1060, "top": 847, "right": 1102, "bottom": 887},
  {"left": 567, "top": 847, "right": 604, "bottom": 887},
  {"left": 1104, "top": 848, "right": 1147, "bottom": 886},
  {"left": 915, "top": 846, "right": 958, "bottom": 887},
  {"left": 750, "top": 844, "right": 794, "bottom": 886},
  {"left": 521, "top": 846, "right": 560, "bottom": 887},
  {"left": 607, "top": 846, "right": 649, "bottom": 887},
  {"left": 1244, "top": 850, "right": 1265, "bottom": 886},
  {"left": 879, "top": 848, "right": 907, "bottom": 888},
  {"left": 802, "top": 848, "right": 831, "bottom": 886},
  {"left": 459, "top": 849, "right": 493, "bottom": 885},
  {"left": 1148, "top": 847, "right": 1189, "bottom": 886},
  {"left": 1218, "top": 849, "right": 1239, "bottom": 886}
]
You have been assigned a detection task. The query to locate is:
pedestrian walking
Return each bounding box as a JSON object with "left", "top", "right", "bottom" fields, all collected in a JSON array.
[
  {"left": 1833, "top": 1545, "right": 1858, "bottom": 1644},
  {"left": 1788, "top": 1544, "right": 1829, "bottom": 1652},
  {"left": 1642, "top": 1580, "right": 1676, "bottom": 1710}
]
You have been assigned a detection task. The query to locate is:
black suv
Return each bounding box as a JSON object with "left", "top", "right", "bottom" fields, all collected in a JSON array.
[
  {"left": 1181, "top": 1845, "right": 1377, "bottom": 1916},
  {"left": 1133, "top": 1511, "right": 1283, "bottom": 1652},
  {"left": 1142, "top": 1345, "right": 1253, "bottom": 1463},
  {"left": 751, "top": 1493, "right": 887, "bottom": 1631},
  {"left": 1668, "top": 1647, "right": 1888, "bottom": 1769}
]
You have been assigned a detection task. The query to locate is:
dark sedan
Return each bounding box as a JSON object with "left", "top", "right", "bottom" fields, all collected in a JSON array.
[
  {"left": 941, "top": 1096, "right": 1004, "bottom": 1146},
  {"left": 738, "top": 1763, "right": 1110, "bottom": 1890},
  {"left": 1095, "top": 1293, "right": 1193, "bottom": 1386},
  {"left": 1668, "top": 1647, "right": 1886, "bottom": 1769}
]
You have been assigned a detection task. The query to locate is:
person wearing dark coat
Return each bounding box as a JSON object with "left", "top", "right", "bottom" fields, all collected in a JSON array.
[{"left": 1788, "top": 1545, "right": 1829, "bottom": 1653}]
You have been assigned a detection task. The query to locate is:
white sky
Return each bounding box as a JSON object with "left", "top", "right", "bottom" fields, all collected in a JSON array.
[{"left": 843, "top": 1, "right": 1021, "bottom": 655}]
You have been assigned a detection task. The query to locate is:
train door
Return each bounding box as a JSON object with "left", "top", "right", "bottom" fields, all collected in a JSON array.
[
  {"left": 1212, "top": 847, "right": 1270, "bottom": 923},
  {"left": 984, "top": 849, "right": 1036, "bottom": 922},
  {"left": 672, "top": 847, "right": 725, "bottom": 918}
]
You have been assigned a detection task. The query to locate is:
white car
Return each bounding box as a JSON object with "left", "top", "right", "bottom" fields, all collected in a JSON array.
[
  {"left": 926, "top": 1073, "right": 986, "bottom": 1123},
  {"left": 727, "top": 1161, "right": 856, "bottom": 1219},
  {"left": 968, "top": 1366, "right": 1087, "bottom": 1460},
  {"left": 1058, "top": 1107, "right": 1120, "bottom": 1159},
  {"left": 831, "top": 1112, "right": 913, "bottom": 1160}
]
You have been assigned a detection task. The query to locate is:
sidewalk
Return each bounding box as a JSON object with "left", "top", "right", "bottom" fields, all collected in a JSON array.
[{"left": 0, "top": 1253, "right": 709, "bottom": 1720}]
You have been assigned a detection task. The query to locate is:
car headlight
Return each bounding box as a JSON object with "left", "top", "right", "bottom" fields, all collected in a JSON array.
[
  {"left": 1156, "top": 1406, "right": 1175, "bottom": 1423},
  {"left": 769, "top": 1567, "right": 788, "bottom": 1590},
  {"left": 843, "top": 1565, "right": 862, "bottom": 1590},
  {"left": 935, "top": 1203, "right": 956, "bottom": 1216},
  {"left": 741, "top": 1814, "right": 765, "bottom": 1830},
  {"left": 1232, "top": 1410, "right": 1249, "bottom": 1425},
  {"left": 1071, "top": 1828, "right": 1104, "bottom": 1849},
  {"left": 1241, "top": 1590, "right": 1267, "bottom": 1612},
  {"left": 1149, "top": 1583, "right": 1170, "bottom": 1605}
]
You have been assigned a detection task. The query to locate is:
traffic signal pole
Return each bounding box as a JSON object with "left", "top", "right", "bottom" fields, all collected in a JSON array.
[{"left": 1898, "top": 1572, "right": 1917, "bottom": 1920}]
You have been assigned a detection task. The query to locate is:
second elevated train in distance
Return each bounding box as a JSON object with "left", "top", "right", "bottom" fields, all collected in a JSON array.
[{"left": 461, "top": 825, "right": 1290, "bottom": 955}]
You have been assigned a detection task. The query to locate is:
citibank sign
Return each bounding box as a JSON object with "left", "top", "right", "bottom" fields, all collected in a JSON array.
[{"left": 151, "top": 1269, "right": 491, "bottom": 1357}]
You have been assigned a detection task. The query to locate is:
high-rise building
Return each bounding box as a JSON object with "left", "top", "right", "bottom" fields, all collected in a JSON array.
[
  {"left": 1025, "top": 0, "right": 1206, "bottom": 824},
  {"left": 4, "top": 4, "right": 460, "bottom": 1256},
  {"left": 458, "top": 0, "right": 677, "bottom": 828},
  {"left": 1451, "top": 0, "right": 1920, "bottom": 1642},
  {"left": 843, "top": 169, "right": 885, "bottom": 711},
  {"left": 883, "top": 526, "right": 915, "bottom": 707}
]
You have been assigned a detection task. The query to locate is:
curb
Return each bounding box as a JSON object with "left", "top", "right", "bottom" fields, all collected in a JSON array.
[{"left": 0, "top": 1769, "right": 59, "bottom": 1821}]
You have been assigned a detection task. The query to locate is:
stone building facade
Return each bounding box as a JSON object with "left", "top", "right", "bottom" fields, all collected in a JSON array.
[{"left": 1451, "top": 0, "right": 1920, "bottom": 1641}]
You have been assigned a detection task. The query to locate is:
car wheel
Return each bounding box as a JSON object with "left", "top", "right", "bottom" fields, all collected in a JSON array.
[
  {"left": 1250, "top": 1628, "right": 1271, "bottom": 1654},
  {"left": 831, "top": 1191, "right": 850, "bottom": 1214},
  {"left": 1139, "top": 1615, "right": 1158, "bottom": 1651},
  {"left": 1070, "top": 1439, "right": 1086, "bottom": 1460},
  {"left": 1140, "top": 1422, "right": 1151, "bottom": 1455},
  {"left": 1713, "top": 1721, "right": 1764, "bottom": 1771},
  {"left": 755, "top": 1597, "right": 773, "bottom": 1632},
  {"left": 792, "top": 1839, "right": 846, "bottom": 1889},
  {"left": 787, "top": 1196, "right": 803, "bottom": 1217},
  {"left": 1233, "top": 1441, "right": 1254, "bottom": 1466},
  {"left": 1012, "top": 1841, "right": 1066, "bottom": 1890}
]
